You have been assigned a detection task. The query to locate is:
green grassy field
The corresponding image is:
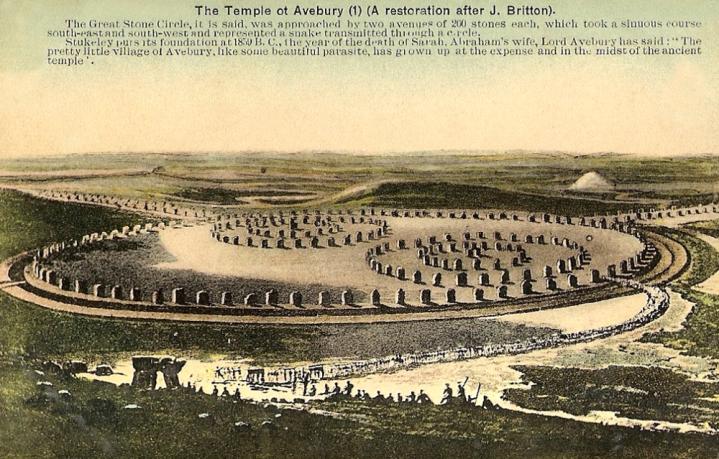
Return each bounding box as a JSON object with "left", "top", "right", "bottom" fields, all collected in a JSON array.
[
  {"left": 1, "top": 176, "right": 719, "bottom": 456},
  {"left": 639, "top": 224, "right": 719, "bottom": 359},
  {"left": 2, "top": 363, "right": 718, "bottom": 459},
  {"left": 504, "top": 365, "right": 719, "bottom": 427}
]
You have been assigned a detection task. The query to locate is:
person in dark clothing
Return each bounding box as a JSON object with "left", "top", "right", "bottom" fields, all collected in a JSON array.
[{"left": 440, "top": 383, "right": 453, "bottom": 404}]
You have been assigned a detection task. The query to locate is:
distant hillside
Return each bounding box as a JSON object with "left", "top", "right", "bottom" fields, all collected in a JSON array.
[{"left": 338, "top": 182, "right": 639, "bottom": 216}]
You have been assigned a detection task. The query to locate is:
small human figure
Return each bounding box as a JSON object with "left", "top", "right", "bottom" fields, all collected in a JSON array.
[
  {"left": 416, "top": 390, "right": 431, "bottom": 404},
  {"left": 441, "top": 383, "right": 453, "bottom": 405},
  {"left": 406, "top": 391, "right": 417, "bottom": 403},
  {"left": 456, "top": 382, "right": 467, "bottom": 402}
]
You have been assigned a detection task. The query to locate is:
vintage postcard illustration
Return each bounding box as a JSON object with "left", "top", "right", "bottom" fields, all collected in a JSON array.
[{"left": 0, "top": 0, "right": 717, "bottom": 457}]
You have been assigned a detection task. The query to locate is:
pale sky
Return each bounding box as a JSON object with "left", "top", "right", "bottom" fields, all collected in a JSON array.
[{"left": 1, "top": 0, "right": 717, "bottom": 158}]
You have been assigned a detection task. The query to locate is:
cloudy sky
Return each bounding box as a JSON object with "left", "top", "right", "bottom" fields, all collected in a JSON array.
[{"left": 1, "top": 0, "right": 717, "bottom": 157}]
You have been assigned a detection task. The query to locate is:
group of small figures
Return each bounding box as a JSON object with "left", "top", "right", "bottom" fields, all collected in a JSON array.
[
  {"left": 187, "top": 378, "right": 499, "bottom": 410},
  {"left": 320, "top": 379, "right": 498, "bottom": 409}
]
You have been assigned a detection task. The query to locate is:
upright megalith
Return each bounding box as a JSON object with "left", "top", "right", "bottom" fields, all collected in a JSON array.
[
  {"left": 590, "top": 269, "right": 601, "bottom": 283},
  {"left": 432, "top": 273, "right": 442, "bottom": 287},
  {"left": 74, "top": 280, "right": 87, "bottom": 294},
  {"left": 129, "top": 287, "right": 142, "bottom": 302},
  {"left": 456, "top": 272, "right": 468, "bottom": 287},
  {"left": 546, "top": 278, "right": 557, "bottom": 291},
  {"left": 497, "top": 285, "right": 508, "bottom": 299},
  {"left": 265, "top": 289, "right": 278, "bottom": 306},
  {"left": 413, "top": 270, "right": 422, "bottom": 284},
  {"left": 196, "top": 290, "right": 210, "bottom": 305},
  {"left": 370, "top": 289, "right": 381, "bottom": 306},
  {"left": 244, "top": 293, "right": 258, "bottom": 306},
  {"left": 446, "top": 289, "right": 457, "bottom": 303},
  {"left": 341, "top": 290, "right": 353, "bottom": 306},
  {"left": 521, "top": 280, "right": 533, "bottom": 295},
  {"left": 172, "top": 288, "right": 185, "bottom": 305},
  {"left": 111, "top": 285, "right": 123, "bottom": 300},
  {"left": 473, "top": 288, "right": 484, "bottom": 301},
  {"left": 567, "top": 274, "right": 579, "bottom": 288},
  {"left": 221, "top": 291, "right": 233, "bottom": 306},
  {"left": 396, "top": 267, "right": 406, "bottom": 280},
  {"left": 318, "top": 291, "right": 331, "bottom": 306},
  {"left": 152, "top": 289, "right": 164, "bottom": 305},
  {"left": 92, "top": 284, "right": 105, "bottom": 297},
  {"left": 395, "top": 288, "right": 406, "bottom": 305},
  {"left": 131, "top": 356, "right": 186, "bottom": 390},
  {"left": 131, "top": 356, "right": 159, "bottom": 390},
  {"left": 420, "top": 289, "right": 432, "bottom": 305},
  {"left": 479, "top": 273, "right": 490, "bottom": 286},
  {"left": 159, "top": 357, "right": 186, "bottom": 389},
  {"left": 290, "top": 291, "right": 303, "bottom": 307},
  {"left": 472, "top": 258, "right": 482, "bottom": 270}
]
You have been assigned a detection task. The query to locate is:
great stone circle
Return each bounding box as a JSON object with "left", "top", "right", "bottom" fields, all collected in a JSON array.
[{"left": 6, "top": 189, "right": 716, "bottom": 324}]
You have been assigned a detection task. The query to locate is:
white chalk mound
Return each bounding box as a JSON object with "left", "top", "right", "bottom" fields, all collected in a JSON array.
[{"left": 569, "top": 171, "right": 614, "bottom": 192}]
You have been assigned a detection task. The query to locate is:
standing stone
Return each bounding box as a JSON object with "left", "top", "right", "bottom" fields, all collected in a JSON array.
[
  {"left": 396, "top": 267, "right": 406, "bottom": 280},
  {"left": 556, "top": 259, "right": 567, "bottom": 274},
  {"left": 521, "top": 280, "right": 533, "bottom": 295},
  {"left": 543, "top": 265, "right": 553, "bottom": 278},
  {"left": 244, "top": 293, "right": 258, "bottom": 306},
  {"left": 370, "top": 289, "right": 381, "bottom": 306},
  {"left": 473, "top": 288, "right": 484, "bottom": 301},
  {"left": 500, "top": 269, "right": 510, "bottom": 284},
  {"left": 456, "top": 272, "right": 468, "bottom": 287},
  {"left": 395, "top": 289, "right": 406, "bottom": 305},
  {"left": 265, "top": 289, "right": 278, "bottom": 306},
  {"left": 567, "top": 274, "right": 579, "bottom": 288},
  {"left": 111, "top": 285, "right": 123, "bottom": 300},
  {"left": 523, "top": 269, "right": 533, "bottom": 281},
  {"left": 196, "top": 290, "right": 210, "bottom": 305},
  {"left": 497, "top": 285, "right": 508, "bottom": 299},
  {"left": 445, "top": 289, "right": 457, "bottom": 303},
  {"left": 172, "top": 288, "right": 185, "bottom": 305},
  {"left": 420, "top": 289, "right": 432, "bottom": 305},
  {"left": 74, "top": 280, "right": 87, "bottom": 294},
  {"left": 58, "top": 278, "right": 70, "bottom": 291},
  {"left": 130, "top": 287, "right": 142, "bottom": 302},
  {"left": 341, "top": 290, "right": 353, "bottom": 306},
  {"left": 92, "top": 284, "right": 105, "bottom": 297},
  {"left": 620, "top": 260, "right": 629, "bottom": 274},
  {"left": 152, "top": 289, "right": 164, "bottom": 305},
  {"left": 290, "top": 291, "right": 303, "bottom": 307},
  {"left": 472, "top": 258, "right": 481, "bottom": 270},
  {"left": 453, "top": 259, "right": 463, "bottom": 271},
  {"left": 432, "top": 273, "right": 442, "bottom": 287},
  {"left": 221, "top": 292, "right": 233, "bottom": 305},
  {"left": 546, "top": 278, "right": 557, "bottom": 291},
  {"left": 591, "top": 269, "right": 601, "bottom": 283},
  {"left": 318, "top": 291, "right": 331, "bottom": 306},
  {"left": 413, "top": 270, "right": 422, "bottom": 284},
  {"left": 479, "top": 273, "right": 490, "bottom": 286}
]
